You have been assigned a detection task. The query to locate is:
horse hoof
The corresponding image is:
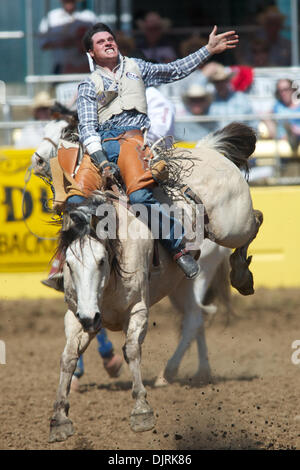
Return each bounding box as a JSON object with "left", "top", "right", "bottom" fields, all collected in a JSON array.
[
  {"left": 49, "top": 418, "right": 74, "bottom": 442},
  {"left": 130, "top": 410, "right": 155, "bottom": 432}
]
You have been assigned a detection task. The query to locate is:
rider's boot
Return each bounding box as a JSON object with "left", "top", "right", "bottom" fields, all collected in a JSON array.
[{"left": 173, "top": 247, "right": 200, "bottom": 280}]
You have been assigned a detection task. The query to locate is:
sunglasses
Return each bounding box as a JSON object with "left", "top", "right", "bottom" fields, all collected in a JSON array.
[{"left": 277, "top": 87, "right": 291, "bottom": 92}]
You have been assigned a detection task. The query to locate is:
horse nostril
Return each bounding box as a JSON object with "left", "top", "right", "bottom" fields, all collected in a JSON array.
[
  {"left": 94, "top": 312, "right": 102, "bottom": 330},
  {"left": 80, "top": 317, "right": 94, "bottom": 332}
]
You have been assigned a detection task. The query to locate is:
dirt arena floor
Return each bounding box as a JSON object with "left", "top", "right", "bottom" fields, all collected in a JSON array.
[{"left": 1, "top": 287, "right": 300, "bottom": 451}]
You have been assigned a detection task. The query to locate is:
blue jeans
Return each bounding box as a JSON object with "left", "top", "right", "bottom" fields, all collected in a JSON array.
[
  {"left": 73, "top": 328, "right": 114, "bottom": 378},
  {"left": 100, "top": 126, "right": 184, "bottom": 254}
]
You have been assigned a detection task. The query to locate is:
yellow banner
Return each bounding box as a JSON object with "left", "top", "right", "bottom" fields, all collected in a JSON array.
[{"left": 0, "top": 148, "right": 58, "bottom": 272}]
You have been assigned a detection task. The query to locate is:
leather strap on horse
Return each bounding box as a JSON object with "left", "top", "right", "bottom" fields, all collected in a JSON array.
[
  {"left": 180, "top": 184, "right": 213, "bottom": 240},
  {"left": 103, "top": 129, "right": 156, "bottom": 196}
]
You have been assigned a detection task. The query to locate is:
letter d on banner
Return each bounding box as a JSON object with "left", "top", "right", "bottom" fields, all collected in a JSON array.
[{"left": 0, "top": 340, "right": 6, "bottom": 364}]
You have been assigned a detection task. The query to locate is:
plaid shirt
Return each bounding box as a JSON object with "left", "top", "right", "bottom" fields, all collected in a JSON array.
[{"left": 77, "top": 47, "right": 211, "bottom": 153}]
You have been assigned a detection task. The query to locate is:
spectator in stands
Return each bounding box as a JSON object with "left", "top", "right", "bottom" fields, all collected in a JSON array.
[
  {"left": 236, "top": 5, "right": 291, "bottom": 67},
  {"left": 168, "top": 37, "right": 217, "bottom": 99},
  {"left": 114, "top": 30, "right": 148, "bottom": 60},
  {"left": 256, "top": 5, "right": 291, "bottom": 66},
  {"left": 246, "top": 38, "right": 272, "bottom": 67},
  {"left": 263, "top": 79, "right": 300, "bottom": 152},
  {"left": 206, "top": 63, "right": 256, "bottom": 131},
  {"left": 136, "top": 11, "right": 177, "bottom": 63},
  {"left": 38, "top": 0, "right": 98, "bottom": 74},
  {"left": 174, "top": 84, "right": 214, "bottom": 142},
  {"left": 14, "top": 91, "right": 54, "bottom": 148}
]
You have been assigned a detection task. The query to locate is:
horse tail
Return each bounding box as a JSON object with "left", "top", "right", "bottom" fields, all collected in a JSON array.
[
  {"left": 202, "top": 252, "right": 235, "bottom": 323},
  {"left": 198, "top": 122, "right": 257, "bottom": 176}
]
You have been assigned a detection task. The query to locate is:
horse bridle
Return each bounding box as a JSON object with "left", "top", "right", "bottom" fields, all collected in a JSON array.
[{"left": 43, "top": 136, "right": 58, "bottom": 149}]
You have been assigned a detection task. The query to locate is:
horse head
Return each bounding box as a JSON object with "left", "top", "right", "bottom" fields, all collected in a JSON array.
[
  {"left": 60, "top": 194, "right": 121, "bottom": 333},
  {"left": 31, "top": 102, "right": 79, "bottom": 179}
]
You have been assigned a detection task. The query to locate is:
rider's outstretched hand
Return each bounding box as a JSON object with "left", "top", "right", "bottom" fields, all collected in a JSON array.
[{"left": 206, "top": 25, "right": 239, "bottom": 55}]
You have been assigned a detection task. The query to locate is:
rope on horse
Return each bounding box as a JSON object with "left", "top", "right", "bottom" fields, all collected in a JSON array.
[{"left": 22, "top": 165, "right": 58, "bottom": 241}]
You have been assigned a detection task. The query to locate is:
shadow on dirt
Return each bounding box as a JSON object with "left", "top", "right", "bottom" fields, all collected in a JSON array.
[{"left": 77, "top": 373, "right": 259, "bottom": 394}]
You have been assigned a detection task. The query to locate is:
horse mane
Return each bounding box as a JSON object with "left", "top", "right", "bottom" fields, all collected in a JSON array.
[
  {"left": 50, "top": 102, "right": 80, "bottom": 143},
  {"left": 197, "top": 122, "right": 257, "bottom": 177},
  {"left": 55, "top": 197, "right": 124, "bottom": 279}
]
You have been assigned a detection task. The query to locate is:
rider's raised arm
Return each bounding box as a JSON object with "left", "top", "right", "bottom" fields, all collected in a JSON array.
[
  {"left": 77, "top": 79, "right": 102, "bottom": 155},
  {"left": 136, "top": 25, "right": 239, "bottom": 87},
  {"left": 135, "top": 47, "right": 211, "bottom": 87}
]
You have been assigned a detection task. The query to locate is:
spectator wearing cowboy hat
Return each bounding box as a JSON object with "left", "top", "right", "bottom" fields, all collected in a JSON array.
[
  {"left": 14, "top": 91, "right": 54, "bottom": 148},
  {"left": 256, "top": 5, "right": 291, "bottom": 66},
  {"left": 206, "top": 63, "right": 256, "bottom": 132},
  {"left": 236, "top": 5, "right": 291, "bottom": 67},
  {"left": 174, "top": 84, "right": 214, "bottom": 142},
  {"left": 136, "top": 11, "right": 177, "bottom": 63}
]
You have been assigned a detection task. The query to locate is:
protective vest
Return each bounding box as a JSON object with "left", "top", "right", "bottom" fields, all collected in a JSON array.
[{"left": 90, "top": 57, "right": 148, "bottom": 124}]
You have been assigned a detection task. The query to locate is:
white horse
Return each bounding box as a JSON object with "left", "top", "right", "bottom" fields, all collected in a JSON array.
[
  {"left": 48, "top": 196, "right": 231, "bottom": 442},
  {"left": 30, "top": 114, "right": 260, "bottom": 442},
  {"left": 32, "top": 116, "right": 262, "bottom": 296},
  {"left": 31, "top": 116, "right": 232, "bottom": 385}
]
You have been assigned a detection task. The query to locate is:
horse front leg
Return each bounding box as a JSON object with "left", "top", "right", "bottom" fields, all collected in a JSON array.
[
  {"left": 49, "top": 309, "right": 93, "bottom": 443},
  {"left": 123, "top": 303, "right": 155, "bottom": 433},
  {"left": 230, "top": 209, "right": 263, "bottom": 295}
]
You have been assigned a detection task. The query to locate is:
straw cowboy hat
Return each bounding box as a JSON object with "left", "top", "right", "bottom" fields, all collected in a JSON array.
[
  {"left": 183, "top": 84, "right": 212, "bottom": 99},
  {"left": 258, "top": 5, "right": 286, "bottom": 25},
  {"left": 206, "top": 63, "right": 234, "bottom": 82},
  {"left": 31, "top": 91, "right": 54, "bottom": 109}
]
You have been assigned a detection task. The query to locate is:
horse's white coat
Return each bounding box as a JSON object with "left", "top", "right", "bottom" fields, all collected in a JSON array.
[{"left": 32, "top": 120, "right": 255, "bottom": 441}]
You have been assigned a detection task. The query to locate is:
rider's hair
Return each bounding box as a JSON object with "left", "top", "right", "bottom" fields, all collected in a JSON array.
[{"left": 83, "top": 23, "right": 116, "bottom": 52}]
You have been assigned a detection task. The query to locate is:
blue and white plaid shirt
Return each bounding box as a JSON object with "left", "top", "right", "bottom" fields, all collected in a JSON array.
[{"left": 77, "top": 47, "right": 211, "bottom": 154}]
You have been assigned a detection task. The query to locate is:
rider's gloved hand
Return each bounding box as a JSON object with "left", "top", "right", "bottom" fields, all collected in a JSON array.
[
  {"left": 90, "top": 149, "right": 108, "bottom": 167},
  {"left": 99, "top": 160, "right": 120, "bottom": 179},
  {"left": 90, "top": 150, "right": 120, "bottom": 179}
]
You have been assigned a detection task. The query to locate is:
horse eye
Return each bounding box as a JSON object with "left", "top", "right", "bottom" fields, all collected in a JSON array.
[{"left": 98, "top": 259, "right": 105, "bottom": 267}]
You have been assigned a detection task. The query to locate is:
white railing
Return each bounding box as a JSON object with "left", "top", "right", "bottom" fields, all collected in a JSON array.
[{"left": 2, "top": 112, "right": 300, "bottom": 128}]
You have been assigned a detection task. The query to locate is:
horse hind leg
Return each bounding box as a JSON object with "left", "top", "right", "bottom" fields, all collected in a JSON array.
[
  {"left": 155, "top": 277, "right": 212, "bottom": 387},
  {"left": 49, "top": 309, "right": 93, "bottom": 443},
  {"left": 230, "top": 209, "right": 263, "bottom": 296},
  {"left": 123, "top": 303, "right": 155, "bottom": 433}
]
